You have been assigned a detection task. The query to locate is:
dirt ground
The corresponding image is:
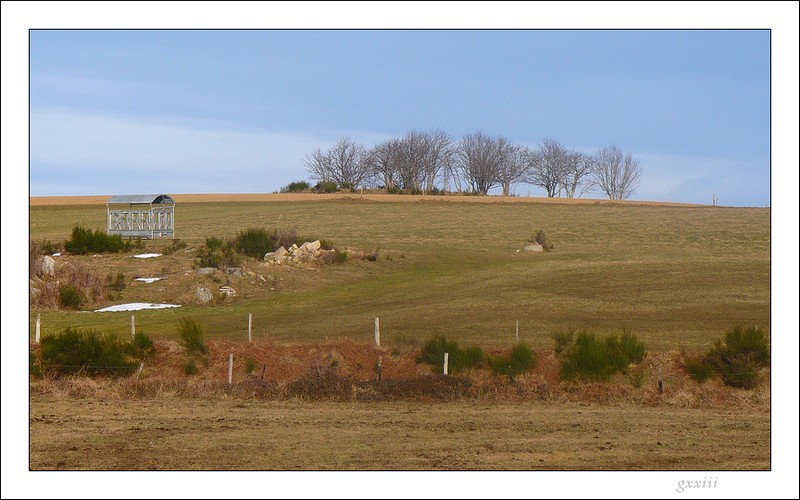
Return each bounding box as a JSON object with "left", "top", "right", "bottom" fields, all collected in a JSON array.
[{"left": 28, "top": 397, "right": 769, "bottom": 471}]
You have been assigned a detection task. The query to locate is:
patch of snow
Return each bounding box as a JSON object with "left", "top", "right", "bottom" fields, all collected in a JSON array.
[
  {"left": 135, "top": 277, "right": 164, "bottom": 283},
  {"left": 94, "top": 302, "right": 181, "bottom": 312},
  {"left": 132, "top": 253, "right": 163, "bottom": 259},
  {"left": 52, "top": 252, "right": 62, "bottom": 257}
]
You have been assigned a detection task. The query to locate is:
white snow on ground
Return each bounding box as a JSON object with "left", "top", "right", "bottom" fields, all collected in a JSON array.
[
  {"left": 94, "top": 303, "right": 181, "bottom": 312},
  {"left": 135, "top": 277, "right": 164, "bottom": 283},
  {"left": 52, "top": 253, "right": 62, "bottom": 256},
  {"left": 132, "top": 253, "right": 163, "bottom": 259}
]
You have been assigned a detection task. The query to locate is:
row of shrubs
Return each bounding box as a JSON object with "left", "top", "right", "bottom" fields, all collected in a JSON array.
[
  {"left": 30, "top": 321, "right": 770, "bottom": 390},
  {"left": 280, "top": 180, "right": 457, "bottom": 196},
  {"left": 64, "top": 225, "right": 144, "bottom": 255},
  {"left": 195, "top": 227, "right": 343, "bottom": 269}
]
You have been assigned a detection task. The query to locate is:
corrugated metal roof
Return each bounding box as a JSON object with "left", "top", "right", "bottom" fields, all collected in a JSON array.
[{"left": 107, "top": 194, "right": 175, "bottom": 205}]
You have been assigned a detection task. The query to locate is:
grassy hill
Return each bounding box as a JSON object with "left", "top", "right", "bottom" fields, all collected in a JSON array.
[{"left": 28, "top": 194, "right": 770, "bottom": 352}]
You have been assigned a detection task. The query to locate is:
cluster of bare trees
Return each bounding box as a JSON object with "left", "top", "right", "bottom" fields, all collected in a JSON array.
[{"left": 304, "top": 131, "right": 643, "bottom": 200}]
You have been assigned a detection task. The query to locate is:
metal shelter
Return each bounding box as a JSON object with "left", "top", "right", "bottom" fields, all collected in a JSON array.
[{"left": 106, "top": 194, "right": 175, "bottom": 239}]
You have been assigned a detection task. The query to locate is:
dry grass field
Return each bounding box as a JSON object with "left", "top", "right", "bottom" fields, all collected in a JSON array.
[{"left": 26, "top": 193, "right": 772, "bottom": 472}]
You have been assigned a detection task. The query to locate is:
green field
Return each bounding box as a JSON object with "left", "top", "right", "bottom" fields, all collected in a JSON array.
[{"left": 29, "top": 197, "right": 770, "bottom": 352}]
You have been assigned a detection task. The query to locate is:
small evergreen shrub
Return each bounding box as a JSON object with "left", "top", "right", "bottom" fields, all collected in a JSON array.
[
  {"left": 552, "top": 330, "right": 575, "bottom": 355},
  {"left": 313, "top": 181, "right": 339, "bottom": 193},
  {"left": 417, "top": 336, "right": 486, "bottom": 373},
  {"left": 163, "top": 238, "right": 187, "bottom": 255},
  {"left": 703, "top": 326, "right": 770, "bottom": 389},
  {"left": 58, "top": 284, "right": 83, "bottom": 310},
  {"left": 557, "top": 331, "right": 646, "bottom": 381},
  {"left": 177, "top": 317, "right": 208, "bottom": 355},
  {"left": 233, "top": 228, "right": 274, "bottom": 258},
  {"left": 244, "top": 358, "right": 257, "bottom": 374},
  {"left": 40, "top": 328, "right": 137, "bottom": 377},
  {"left": 490, "top": 343, "right": 537, "bottom": 379},
  {"left": 127, "top": 332, "right": 155, "bottom": 360},
  {"left": 64, "top": 225, "right": 127, "bottom": 254},
  {"left": 684, "top": 355, "right": 714, "bottom": 383},
  {"left": 195, "top": 238, "right": 242, "bottom": 269},
  {"left": 281, "top": 181, "right": 311, "bottom": 193}
]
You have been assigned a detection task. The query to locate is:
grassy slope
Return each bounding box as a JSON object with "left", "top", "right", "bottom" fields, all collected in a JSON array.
[{"left": 29, "top": 197, "right": 770, "bottom": 352}]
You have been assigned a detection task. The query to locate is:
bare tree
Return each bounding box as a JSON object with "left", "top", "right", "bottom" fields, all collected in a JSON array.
[
  {"left": 369, "top": 138, "right": 404, "bottom": 191},
  {"left": 420, "top": 129, "right": 453, "bottom": 193},
  {"left": 497, "top": 143, "right": 530, "bottom": 196},
  {"left": 526, "top": 138, "right": 570, "bottom": 197},
  {"left": 592, "top": 145, "right": 642, "bottom": 200},
  {"left": 559, "top": 151, "right": 596, "bottom": 198},
  {"left": 455, "top": 131, "right": 506, "bottom": 195},
  {"left": 305, "top": 137, "right": 372, "bottom": 189}
]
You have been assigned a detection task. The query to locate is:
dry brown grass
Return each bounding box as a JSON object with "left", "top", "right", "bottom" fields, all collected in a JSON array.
[{"left": 30, "top": 192, "right": 707, "bottom": 207}]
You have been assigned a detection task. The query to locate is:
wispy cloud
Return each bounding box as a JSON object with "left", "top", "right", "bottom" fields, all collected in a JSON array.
[{"left": 30, "top": 109, "right": 389, "bottom": 195}]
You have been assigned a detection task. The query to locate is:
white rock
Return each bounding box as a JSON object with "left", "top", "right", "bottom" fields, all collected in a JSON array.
[
  {"left": 195, "top": 287, "right": 213, "bottom": 304},
  {"left": 523, "top": 243, "right": 544, "bottom": 252},
  {"left": 41, "top": 255, "right": 55, "bottom": 276}
]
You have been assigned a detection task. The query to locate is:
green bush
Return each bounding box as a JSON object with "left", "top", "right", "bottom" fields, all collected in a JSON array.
[
  {"left": 703, "top": 326, "right": 770, "bottom": 389},
  {"left": 40, "top": 328, "right": 137, "bottom": 377},
  {"left": 177, "top": 317, "right": 208, "bottom": 355},
  {"left": 195, "top": 238, "right": 242, "bottom": 269},
  {"left": 684, "top": 355, "right": 714, "bottom": 383},
  {"left": 163, "top": 238, "right": 187, "bottom": 255},
  {"left": 490, "top": 343, "right": 537, "bottom": 378},
  {"left": 281, "top": 181, "right": 311, "bottom": 193},
  {"left": 245, "top": 358, "right": 257, "bottom": 374},
  {"left": 416, "top": 336, "right": 486, "bottom": 373},
  {"left": 558, "top": 331, "right": 646, "bottom": 381},
  {"left": 314, "top": 181, "right": 339, "bottom": 193},
  {"left": 552, "top": 330, "right": 575, "bottom": 355},
  {"left": 127, "top": 332, "right": 156, "bottom": 360},
  {"left": 58, "top": 284, "right": 83, "bottom": 310},
  {"left": 64, "top": 225, "right": 128, "bottom": 254},
  {"left": 233, "top": 228, "right": 274, "bottom": 258}
]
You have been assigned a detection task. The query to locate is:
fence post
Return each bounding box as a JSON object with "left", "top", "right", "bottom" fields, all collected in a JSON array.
[
  {"left": 443, "top": 352, "right": 449, "bottom": 376},
  {"left": 248, "top": 313, "right": 252, "bottom": 343},
  {"left": 35, "top": 313, "right": 41, "bottom": 344},
  {"left": 377, "top": 356, "right": 383, "bottom": 382},
  {"left": 260, "top": 363, "right": 267, "bottom": 381},
  {"left": 515, "top": 320, "right": 519, "bottom": 343},
  {"left": 131, "top": 314, "right": 135, "bottom": 339},
  {"left": 136, "top": 362, "right": 144, "bottom": 377},
  {"left": 374, "top": 317, "right": 380, "bottom": 347},
  {"left": 228, "top": 352, "right": 233, "bottom": 385},
  {"left": 657, "top": 366, "right": 664, "bottom": 394}
]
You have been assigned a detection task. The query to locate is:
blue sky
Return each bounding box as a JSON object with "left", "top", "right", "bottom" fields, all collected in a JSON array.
[{"left": 28, "top": 28, "right": 772, "bottom": 205}]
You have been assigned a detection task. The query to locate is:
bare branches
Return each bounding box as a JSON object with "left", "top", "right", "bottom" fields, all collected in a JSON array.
[
  {"left": 592, "top": 145, "right": 642, "bottom": 200},
  {"left": 304, "top": 137, "right": 372, "bottom": 189}
]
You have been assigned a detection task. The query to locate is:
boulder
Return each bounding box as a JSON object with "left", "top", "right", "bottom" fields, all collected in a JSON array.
[
  {"left": 304, "top": 240, "right": 321, "bottom": 253},
  {"left": 195, "top": 287, "right": 213, "bottom": 304},
  {"left": 224, "top": 267, "right": 243, "bottom": 277},
  {"left": 219, "top": 286, "right": 236, "bottom": 298},
  {"left": 197, "top": 267, "right": 216, "bottom": 275},
  {"left": 41, "top": 255, "right": 55, "bottom": 276},
  {"left": 523, "top": 243, "right": 544, "bottom": 252}
]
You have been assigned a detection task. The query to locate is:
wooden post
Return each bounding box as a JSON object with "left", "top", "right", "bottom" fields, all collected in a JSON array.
[
  {"left": 228, "top": 352, "right": 233, "bottom": 385},
  {"left": 260, "top": 363, "right": 267, "bottom": 381},
  {"left": 377, "top": 356, "right": 383, "bottom": 382},
  {"left": 136, "top": 362, "right": 144, "bottom": 377},
  {"left": 131, "top": 314, "right": 135, "bottom": 339},
  {"left": 515, "top": 320, "right": 519, "bottom": 343},
  {"left": 657, "top": 366, "right": 664, "bottom": 394},
  {"left": 248, "top": 313, "right": 252, "bottom": 343},
  {"left": 35, "top": 314, "right": 40, "bottom": 344},
  {"left": 443, "top": 352, "right": 449, "bottom": 376},
  {"left": 374, "top": 317, "right": 380, "bottom": 347}
]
